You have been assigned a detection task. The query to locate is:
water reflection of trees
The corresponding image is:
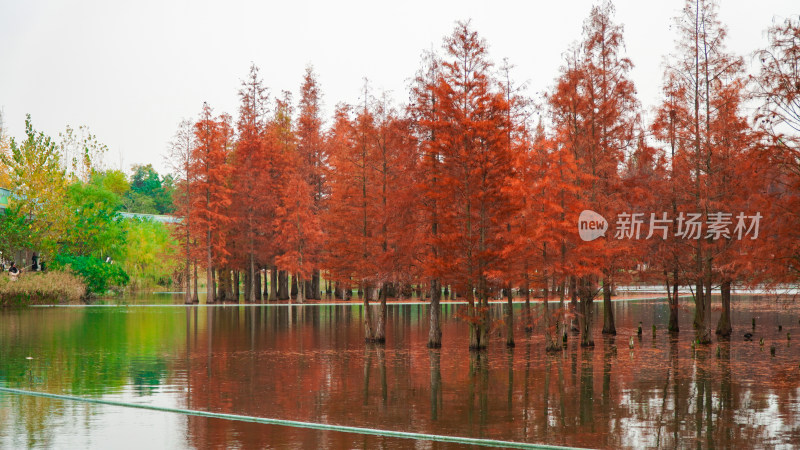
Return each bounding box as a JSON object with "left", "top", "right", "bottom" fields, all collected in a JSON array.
[
  {"left": 3, "top": 301, "right": 800, "bottom": 448},
  {"left": 0, "top": 307, "right": 183, "bottom": 445}
]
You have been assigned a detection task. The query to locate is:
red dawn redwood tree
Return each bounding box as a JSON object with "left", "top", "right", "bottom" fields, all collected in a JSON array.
[
  {"left": 515, "top": 123, "right": 580, "bottom": 352},
  {"left": 275, "top": 170, "right": 323, "bottom": 303},
  {"left": 296, "top": 66, "right": 327, "bottom": 300},
  {"left": 233, "top": 64, "right": 272, "bottom": 303},
  {"left": 547, "top": 2, "right": 641, "bottom": 347},
  {"left": 325, "top": 100, "right": 382, "bottom": 340},
  {"left": 370, "top": 93, "right": 417, "bottom": 343},
  {"left": 408, "top": 50, "right": 446, "bottom": 348},
  {"left": 651, "top": 71, "right": 694, "bottom": 333},
  {"left": 427, "top": 21, "right": 517, "bottom": 350},
  {"left": 269, "top": 92, "right": 298, "bottom": 300},
  {"left": 190, "top": 103, "right": 233, "bottom": 304},
  {"left": 496, "top": 59, "right": 531, "bottom": 348},
  {"left": 578, "top": 2, "right": 639, "bottom": 339},
  {"left": 167, "top": 119, "right": 197, "bottom": 304},
  {"left": 754, "top": 17, "right": 800, "bottom": 285},
  {"left": 663, "top": 0, "right": 749, "bottom": 343},
  {"left": 546, "top": 2, "right": 639, "bottom": 345}
]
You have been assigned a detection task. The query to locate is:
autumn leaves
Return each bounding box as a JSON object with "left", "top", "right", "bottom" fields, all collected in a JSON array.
[{"left": 170, "top": 0, "right": 799, "bottom": 351}]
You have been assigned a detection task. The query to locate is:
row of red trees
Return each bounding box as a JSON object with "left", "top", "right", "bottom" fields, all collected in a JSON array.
[{"left": 169, "top": 0, "right": 800, "bottom": 350}]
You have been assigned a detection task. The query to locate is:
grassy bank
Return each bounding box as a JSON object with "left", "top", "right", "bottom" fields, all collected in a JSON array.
[{"left": 0, "top": 271, "right": 86, "bottom": 306}]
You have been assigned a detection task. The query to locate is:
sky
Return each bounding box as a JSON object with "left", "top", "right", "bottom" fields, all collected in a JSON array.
[{"left": 0, "top": 0, "right": 796, "bottom": 175}]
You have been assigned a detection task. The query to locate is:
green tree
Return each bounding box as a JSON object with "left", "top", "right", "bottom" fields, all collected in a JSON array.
[
  {"left": 0, "top": 114, "right": 69, "bottom": 255},
  {"left": 0, "top": 204, "right": 34, "bottom": 264},
  {"left": 92, "top": 169, "right": 130, "bottom": 198},
  {"left": 125, "top": 164, "right": 174, "bottom": 214},
  {"left": 119, "top": 219, "right": 179, "bottom": 290},
  {"left": 61, "top": 181, "right": 127, "bottom": 260}
]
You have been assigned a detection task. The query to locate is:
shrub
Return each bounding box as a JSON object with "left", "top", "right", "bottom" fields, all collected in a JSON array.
[
  {"left": 0, "top": 271, "right": 86, "bottom": 306},
  {"left": 51, "top": 254, "right": 129, "bottom": 296}
]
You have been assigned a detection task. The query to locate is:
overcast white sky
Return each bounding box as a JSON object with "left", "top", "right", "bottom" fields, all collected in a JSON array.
[{"left": 0, "top": 0, "right": 796, "bottom": 175}]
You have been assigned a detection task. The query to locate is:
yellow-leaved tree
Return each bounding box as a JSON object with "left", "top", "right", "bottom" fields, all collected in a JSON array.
[{"left": 0, "top": 114, "right": 70, "bottom": 258}]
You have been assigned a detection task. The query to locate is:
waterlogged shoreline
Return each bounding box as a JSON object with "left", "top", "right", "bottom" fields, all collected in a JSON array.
[{"left": 31, "top": 292, "right": 697, "bottom": 307}]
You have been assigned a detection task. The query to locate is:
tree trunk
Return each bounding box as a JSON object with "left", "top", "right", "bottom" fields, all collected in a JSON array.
[
  {"left": 234, "top": 270, "right": 240, "bottom": 301},
  {"left": 601, "top": 275, "right": 615, "bottom": 335},
  {"left": 468, "top": 296, "right": 479, "bottom": 350},
  {"left": 579, "top": 276, "right": 595, "bottom": 348},
  {"left": 480, "top": 287, "right": 490, "bottom": 350},
  {"left": 668, "top": 269, "right": 679, "bottom": 333},
  {"left": 569, "top": 276, "right": 578, "bottom": 332},
  {"left": 184, "top": 244, "right": 191, "bottom": 305},
  {"left": 523, "top": 273, "right": 531, "bottom": 332},
  {"left": 254, "top": 268, "right": 262, "bottom": 302},
  {"left": 263, "top": 267, "right": 269, "bottom": 300},
  {"left": 248, "top": 255, "right": 256, "bottom": 303},
  {"left": 374, "top": 283, "right": 387, "bottom": 343},
  {"left": 428, "top": 278, "right": 442, "bottom": 348},
  {"left": 220, "top": 268, "right": 228, "bottom": 302},
  {"left": 244, "top": 269, "right": 251, "bottom": 302},
  {"left": 693, "top": 280, "right": 704, "bottom": 329},
  {"left": 312, "top": 269, "right": 321, "bottom": 300},
  {"left": 278, "top": 270, "right": 289, "bottom": 300},
  {"left": 505, "top": 283, "right": 515, "bottom": 347},
  {"left": 363, "top": 282, "right": 374, "bottom": 341},
  {"left": 206, "top": 267, "right": 215, "bottom": 304},
  {"left": 698, "top": 255, "right": 713, "bottom": 344},
  {"left": 304, "top": 279, "right": 314, "bottom": 300},
  {"left": 291, "top": 275, "right": 298, "bottom": 298},
  {"left": 544, "top": 278, "right": 559, "bottom": 352},
  {"left": 207, "top": 264, "right": 216, "bottom": 304},
  {"left": 716, "top": 279, "right": 732, "bottom": 337},
  {"left": 269, "top": 266, "right": 277, "bottom": 301},
  {"left": 295, "top": 274, "right": 304, "bottom": 303},
  {"left": 218, "top": 268, "right": 230, "bottom": 302},
  {"left": 192, "top": 261, "right": 199, "bottom": 303}
]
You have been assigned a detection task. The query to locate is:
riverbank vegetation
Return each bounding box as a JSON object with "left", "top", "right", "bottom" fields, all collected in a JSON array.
[
  {"left": 0, "top": 116, "right": 179, "bottom": 298},
  {"left": 0, "top": 271, "right": 85, "bottom": 306}
]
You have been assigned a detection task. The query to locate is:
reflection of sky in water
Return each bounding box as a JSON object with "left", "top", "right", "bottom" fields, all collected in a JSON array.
[
  {"left": 0, "top": 390, "right": 189, "bottom": 449},
  {"left": 0, "top": 295, "right": 799, "bottom": 448}
]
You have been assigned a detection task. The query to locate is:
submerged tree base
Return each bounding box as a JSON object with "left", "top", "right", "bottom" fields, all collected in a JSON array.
[
  {"left": 545, "top": 341, "right": 561, "bottom": 353},
  {"left": 697, "top": 330, "right": 713, "bottom": 345}
]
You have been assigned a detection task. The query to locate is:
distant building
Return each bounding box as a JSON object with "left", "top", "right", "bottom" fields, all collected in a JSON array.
[
  {"left": 117, "top": 211, "right": 182, "bottom": 223},
  {"left": 0, "top": 187, "right": 10, "bottom": 213}
]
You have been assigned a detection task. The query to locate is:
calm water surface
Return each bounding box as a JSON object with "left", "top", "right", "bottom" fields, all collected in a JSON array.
[{"left": 1, "top": 296, "right": 799, "bottom": 449}]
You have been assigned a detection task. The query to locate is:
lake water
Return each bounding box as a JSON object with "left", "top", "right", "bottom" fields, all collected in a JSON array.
[{"left": 1, "top": 296, "right": 799, "bottom": 449}]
